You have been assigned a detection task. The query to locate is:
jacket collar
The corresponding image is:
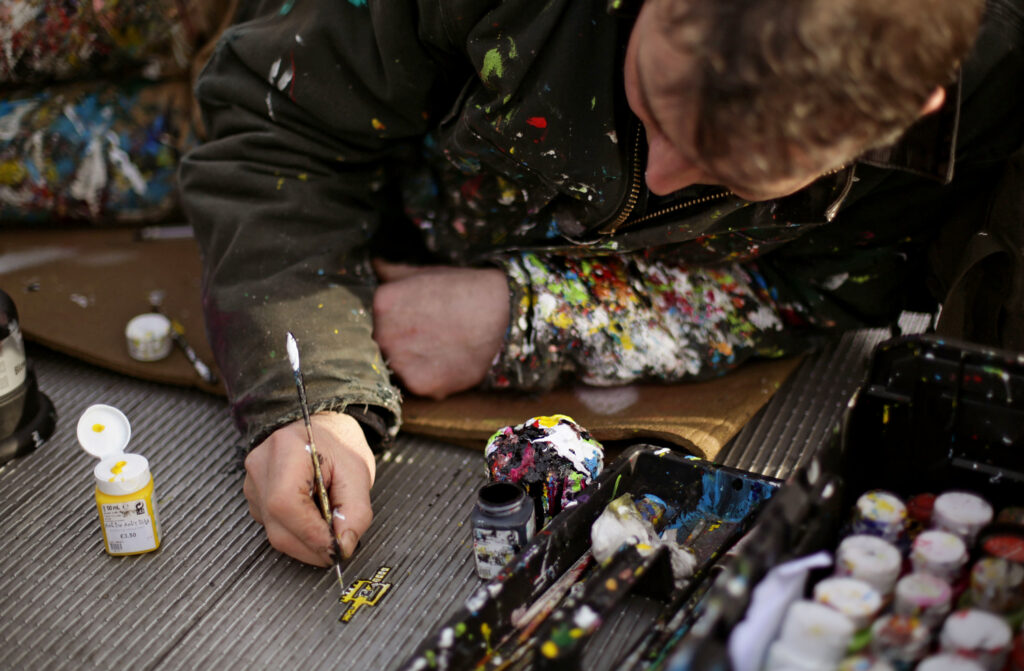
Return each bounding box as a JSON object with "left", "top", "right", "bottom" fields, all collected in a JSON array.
[{"left": 856, "top": 76, "right": 962, "bottom": 184}]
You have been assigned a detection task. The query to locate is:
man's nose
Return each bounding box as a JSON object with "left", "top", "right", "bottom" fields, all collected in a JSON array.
[{"left": 644, "top": 132, "right": 705, "bottom": 195}]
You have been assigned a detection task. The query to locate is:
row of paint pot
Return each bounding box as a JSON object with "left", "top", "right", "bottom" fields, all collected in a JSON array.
[{"left": 764, "top": 489, "right": 1024, "bottom": 670}]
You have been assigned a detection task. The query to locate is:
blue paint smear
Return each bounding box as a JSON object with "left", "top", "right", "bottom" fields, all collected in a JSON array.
[
  {"left": 666, "top": 470, "right": 775, "bottom": 533},
  {"left": 348, "top": 0, "right": 367, "bottom": 6}
]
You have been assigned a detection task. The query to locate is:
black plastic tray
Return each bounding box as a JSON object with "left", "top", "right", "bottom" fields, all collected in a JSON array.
[
  {"left": 398, "top": 444, "right": 781, "bottom": 671},
  {"left": 659, "top": 334, "right": 1024, "bottom": 670}
]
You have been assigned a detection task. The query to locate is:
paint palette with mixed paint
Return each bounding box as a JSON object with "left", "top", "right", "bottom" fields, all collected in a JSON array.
[
  {"left": 657, "top": 334, "right": 1024, "bottom": 670},
  {"left": 398, "top": 444, "right": 781, "bottom": 670}
]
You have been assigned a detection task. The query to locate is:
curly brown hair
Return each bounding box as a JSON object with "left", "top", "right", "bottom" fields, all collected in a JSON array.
[{"left": 653, "top": 0, "right": 985, "bottom": 184}]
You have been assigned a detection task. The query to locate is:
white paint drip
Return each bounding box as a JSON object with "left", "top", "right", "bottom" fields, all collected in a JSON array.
[
  {"left": 531, "top": 422, "right": 602, "bottom": 476},
  {"left": 69, "top": 136, "right": 107, "bottom": 217},
  {"left": 265, "top": 91, "right": 275, "bottom": 121},
  {"left": 106, "top": 132, "right": 147, "bottom": 195},
  {"left": 62, "top": 104, "right": 86, "bottom": 137},
  {"left": 0, "top": 100, "right": 39, "bottom": 141}
]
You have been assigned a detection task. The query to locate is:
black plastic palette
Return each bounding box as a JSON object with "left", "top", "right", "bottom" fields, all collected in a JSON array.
[{"left": 398, "top": 444, "right": 780, "bottom": 670}]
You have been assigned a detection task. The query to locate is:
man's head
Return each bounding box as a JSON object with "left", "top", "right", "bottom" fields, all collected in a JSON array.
[{"left": 624, "top": 0, "right": 985, "bottom": 200}]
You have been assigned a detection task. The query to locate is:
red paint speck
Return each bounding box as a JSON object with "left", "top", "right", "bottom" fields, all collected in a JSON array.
[{"left": 527, "top": 117, "right": 547, "bottom": 129}]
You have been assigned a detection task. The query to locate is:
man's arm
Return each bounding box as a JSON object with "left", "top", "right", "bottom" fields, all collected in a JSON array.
[{"left": 178, "top": 1, "right": 456, "bottom": 562}]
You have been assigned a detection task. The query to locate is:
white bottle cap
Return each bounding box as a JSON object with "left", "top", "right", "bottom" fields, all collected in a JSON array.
[
  {"left": 893, "top": 572, "right": 953, "bottom": 627},
  {"left": 77, "top": 404, "right": 150, "bottom": 495},
  {"left": 836, "top": 534, "right": 903, "bottom": 596},
  {"left": 813, "top": 576, "right": 883, "bottom": 630},
  {"left": 912, "top": 530, "right": 968, "bottom": 582},
  {"left": 125, "top": 313, "right": 172, "bottom": 362},
  {"left": 852, "top": 490, "right": 907, "bottom": 543},
  {"left": 932, "top": 491, "right": 993, "bottom": 544},
  {"left": 939, "top": 609, "right": 1012, "bottom": 671},
  {"left": 777, "top": 599, "right": 856, "bottom": 664},
  {"left": 94, "top": 453, "right": 151, "bottom": 496}
]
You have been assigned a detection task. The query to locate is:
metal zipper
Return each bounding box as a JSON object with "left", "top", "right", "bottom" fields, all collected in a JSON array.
[{"left": 599, "top": 122, "right": 645, "bottom": 235}]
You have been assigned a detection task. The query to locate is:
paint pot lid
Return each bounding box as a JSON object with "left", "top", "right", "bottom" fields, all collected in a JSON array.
[
  {"left": 94, "top": 453, "right": 150, "bottom": 496},
  {"left": 77, "top": 404, "right": 131, "bottom": 459}
]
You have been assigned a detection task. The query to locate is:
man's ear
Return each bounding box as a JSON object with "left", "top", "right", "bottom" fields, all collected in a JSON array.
[{"left": 921, "top": 87, "right": 946, "bottom": 116}]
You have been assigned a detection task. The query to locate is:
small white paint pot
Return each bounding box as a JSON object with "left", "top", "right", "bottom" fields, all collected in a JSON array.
[{"left": 125, "top": 313, "right": 172, "bottom": 362}]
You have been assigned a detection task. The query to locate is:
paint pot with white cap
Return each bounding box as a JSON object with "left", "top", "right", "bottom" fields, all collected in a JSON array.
[
  {"left": 767, "top": 599, "right": 856, "bottom": 668},
  {"left": 77, "top": 404, "right": 161, "bottom": 556},
  {"left": 814, "top": 576, "right": 884, "bottom": 630},
  {"left": 851, "top": 490, "right": 908, "bottom": 546},
  {"left": 912, "top": 530, "right": 969, "bottom": 583},
  {"left": 893, "top": 572, "right": 953, "bottom": 628},
  {"left": 932, "top": 491, "right": 993, "bottom": 546},
  {"left": 869, "top": 614, "right": 931, "bottom": 667},
  {"left": 917, "top": 653, "right": 985, "bottom": 671},
  {"left": 836, "top": 534, "right": 903, "bottom": 597},
  {"left": 939, "top": 609, "right": 1012, "bottom": 671},
  {"left": 125, "top": 313, "right": 172, "bottom": 362}
]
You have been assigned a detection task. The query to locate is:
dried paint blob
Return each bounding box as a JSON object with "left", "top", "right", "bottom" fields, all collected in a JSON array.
[
  {"left": 813, "top": 577, "right": 883, "bottom": 630},
  {"left": 939, "top": 609, "right": 1012, "bottom": 670},
  {"left": 932, "top": 491, "right": 993, "bottom": 545},
  {"left": 851, "top": 490, "right": 907, "bottom": 544},
  {"left": 484, "top": 415, "right": 603, "bottom": 525},
  {"left": 835, "top": 534, "right": 902, "bottom": 596},
  {"left": 893, "top": 573, "right": 953, "bottom": 628},
  {"left": 911, "top": 530, "right": 968, "bottom": 583}
]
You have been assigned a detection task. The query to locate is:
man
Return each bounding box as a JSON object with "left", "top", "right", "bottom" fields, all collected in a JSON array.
[{"left": 180, "top": 0, "right": 1024, "bottom": 567}]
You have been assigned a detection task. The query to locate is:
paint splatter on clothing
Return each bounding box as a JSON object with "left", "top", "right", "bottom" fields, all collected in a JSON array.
[
  {"left": 0, "top": 80, "right": 194, "bottom": 223},
  {"left": 486, "top": 252, "right": 785, "bottom": 390}
]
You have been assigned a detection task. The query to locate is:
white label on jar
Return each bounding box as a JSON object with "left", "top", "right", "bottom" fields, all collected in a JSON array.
[
  {"left": 0, "top": 328, "right": 27, "bottom": 396},
  {"left": 101, "top": 499, "right": 158, "bottom": 553}
]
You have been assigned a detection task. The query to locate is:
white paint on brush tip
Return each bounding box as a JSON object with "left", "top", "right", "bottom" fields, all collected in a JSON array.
[{"left": 286, "top": 331, "right": 301, "bottom": 371}]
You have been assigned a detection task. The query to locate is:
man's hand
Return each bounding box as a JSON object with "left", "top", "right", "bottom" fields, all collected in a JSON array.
[
  {"left": 243, "top": 412, "right": 375, "bottom": 566},
  {"left": 372, "top": 260, "right": 509, "bottom": 399}
]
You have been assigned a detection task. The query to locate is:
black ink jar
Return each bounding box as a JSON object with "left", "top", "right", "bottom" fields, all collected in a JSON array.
[
  {"left": 471, "top": 482, "right": 536, "bottom": 580},
  {"left": 0, "top": 289, "right": 56, "bottom": 466}
]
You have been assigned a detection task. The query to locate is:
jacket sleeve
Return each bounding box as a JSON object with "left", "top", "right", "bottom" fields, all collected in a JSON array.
[
  {"left": 484, "top": 252, "right": 810, "bottom": 390},
  {"left": 178, "top": 0, "right": 461, "bottom": 448}
]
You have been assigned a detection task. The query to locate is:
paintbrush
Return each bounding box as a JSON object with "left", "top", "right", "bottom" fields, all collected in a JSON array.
[
  {"left": 285, "top": 331, "right": 348, "bottom": 594},
  {"left": 147, "top": 290, "right": 218, "bottom": 385}
]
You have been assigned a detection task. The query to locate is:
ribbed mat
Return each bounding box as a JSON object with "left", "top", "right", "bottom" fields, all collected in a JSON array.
[{"left": 0, "top": 314, "right": 927, "bottom": 670}]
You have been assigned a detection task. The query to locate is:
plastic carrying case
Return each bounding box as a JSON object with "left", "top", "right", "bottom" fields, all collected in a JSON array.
[{"left": 659, "top": 334, "right": 1024, "bottom": 670}]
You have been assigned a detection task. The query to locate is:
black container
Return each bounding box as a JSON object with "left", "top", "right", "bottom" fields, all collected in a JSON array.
[
  {"left": 472, "top": 482, "right": 536, "bottom": 580},
  {"left": 660, "top": 334, "right": 1024, "bottom": 670},
  {"left": 398, "top": 445, "right": 781, "bottom": 671},
  {"left": 0, "top": 288, "right": 28, "bottom": 439},
  {"left": 0, "top": 289, "right": 56, "bottom": 467}
]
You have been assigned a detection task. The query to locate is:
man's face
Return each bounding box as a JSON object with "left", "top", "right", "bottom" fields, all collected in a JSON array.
[{"left": 623, "top": 2, "right": 830, "bottom": 202}]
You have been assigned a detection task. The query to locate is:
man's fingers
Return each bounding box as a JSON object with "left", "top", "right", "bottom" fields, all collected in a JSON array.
[{"left": 263, "top": 516, "right": 332, "bottom": 567}]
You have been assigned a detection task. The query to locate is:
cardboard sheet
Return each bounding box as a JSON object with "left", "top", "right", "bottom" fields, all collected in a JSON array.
[{"left": 0, "top": 227, "right": 800, "bottom": 459}]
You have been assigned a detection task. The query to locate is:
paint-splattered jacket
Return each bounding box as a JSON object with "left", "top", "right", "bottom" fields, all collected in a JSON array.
[{"left": 179, "top": 0, "right": 1024, "bottom": 448}]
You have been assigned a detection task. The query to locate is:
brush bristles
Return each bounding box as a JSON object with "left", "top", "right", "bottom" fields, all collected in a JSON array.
[{"left": 285, "top": 331, "right": 301, "bottom": 373}]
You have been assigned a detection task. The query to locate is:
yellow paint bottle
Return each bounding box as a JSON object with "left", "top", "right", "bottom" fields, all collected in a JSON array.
[{"left": 76, "top": 404, "right": 161, "bottom": 556}]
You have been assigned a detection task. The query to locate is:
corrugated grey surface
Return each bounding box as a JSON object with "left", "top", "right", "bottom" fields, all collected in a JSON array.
[{"left": 0, "top": 316, "right": 928, "bottom": 670}]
